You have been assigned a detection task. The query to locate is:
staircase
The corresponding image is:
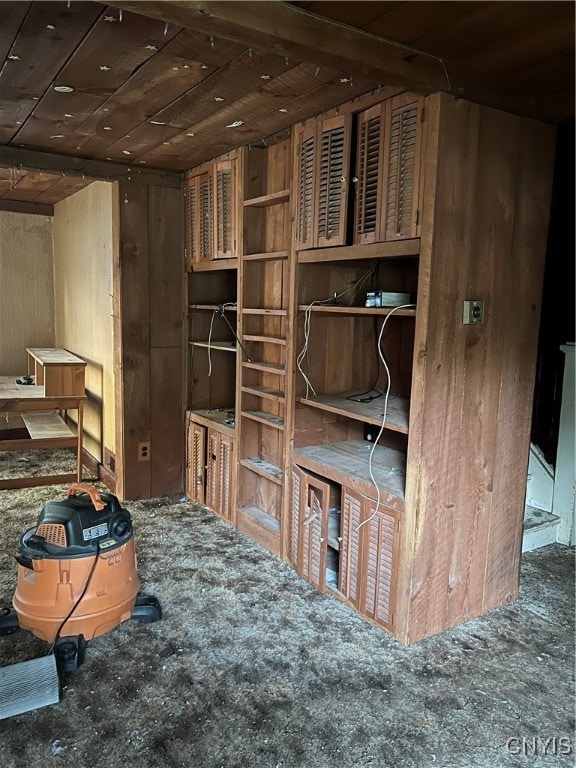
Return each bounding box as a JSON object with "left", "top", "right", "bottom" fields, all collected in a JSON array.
[{"left": 522, "top": 444, "right": 560, "bottom": 553}]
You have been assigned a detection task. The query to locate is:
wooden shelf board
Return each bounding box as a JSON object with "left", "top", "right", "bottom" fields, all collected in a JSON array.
[
  {"left": 187, "top": 408, "right": 236, "bottom": 437},
  {"left": 242, "top": 250, "right": 289, "bottom": 262},
  {"left": 191, "top": 258, "right": 238, "bottom": 272},
  {"left": 189, "top": 303, "right": 237, "bottom": 312},
  {"left": 241, "top": 410, "right": 285, "bottom": 430},
  {"left": 237, "top": 505, "right": 281, "bottom": 556},
  {"left": 242, "top": 361, "right": 285, "bottom": 375},
  {"left": 241, "top": 385, "right": 285, "bottom": 403},
  {"left": 189, "top": 341, "right": 237, "bottom": 352},
  {"left": 298, "top": 392, "right": 409, "bottom": 434},
  {"left": 243, "top": 189, "right": 290, "bottom": 207},
  {"left": 292, "top": 440, "right": 406, "bottom": 512},
  {"left": 297, "top": 304, "right": 416, "bottom": 317},
  {"left": 243, "top": 335, "right": 287, "bottom": 345},
  {"left": 241, "top": 308, "right": 287, "bottom": 316},
  {"left": 240, "top": 457, "right": 284, "bottom": 485},
  {"left": 297, "top": 239, "right": 420, "bottom": 263}
]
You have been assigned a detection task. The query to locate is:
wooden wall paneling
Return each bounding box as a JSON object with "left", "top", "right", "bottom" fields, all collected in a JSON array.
[
  {"left": 395, "top": 95, "right": 481, "bottom": 643},
  {"left": 481, "top": 118, "right": 555, "bottom": 612},
  {"left": 148, "top": 185, "right": 185, "bottom": 495},
  {"left": 150, "top": 346, "right": 184, "bottom": 495},
  {"left": 116, "top": 182, "right": 151, "bottom": 500},
  {"left": 451, "top": 107, "right": 522, "bottom": 623}
]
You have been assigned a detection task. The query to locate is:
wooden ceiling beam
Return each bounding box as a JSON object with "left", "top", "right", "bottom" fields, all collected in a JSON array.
[
  {"left": 0, "top": 146, "right": 182, "bottom": 188},
  {"left": 104, "top": 1, "right": 449, "bottom": 93}
]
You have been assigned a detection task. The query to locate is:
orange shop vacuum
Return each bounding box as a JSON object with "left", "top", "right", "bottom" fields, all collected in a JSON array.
[{"left": 0, "top": 484, "right": 161, "bottom": 719}]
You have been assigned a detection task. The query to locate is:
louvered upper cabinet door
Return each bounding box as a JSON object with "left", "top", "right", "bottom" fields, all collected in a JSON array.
[
  {"left": 198, "top": 172, "right": 214, "bottom": 261},
  {"left": 353, "top": 103, "right": 386, "bottom": 245},
  {"left": 380, "top": 94, "right": 425, "bottom": 241},
  {"left": 316, "top": 114, "right": 352, "bottom": 248},
  {"left": 295, "top": 124, "right": 317, "bottom": 251},
  {"left": 184, "top": 178, "right": 199, "bottom": 268},
  {"left": 213, "top": 159, "right": 237, "bottom": 259},
  {"left": 186, "top": 419, "right": 206, "bottom": 505}
]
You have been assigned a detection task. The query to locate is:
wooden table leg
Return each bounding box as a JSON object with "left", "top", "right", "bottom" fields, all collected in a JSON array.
[{"left": 76, "top": 400, "right": 84, "bottom": 482}]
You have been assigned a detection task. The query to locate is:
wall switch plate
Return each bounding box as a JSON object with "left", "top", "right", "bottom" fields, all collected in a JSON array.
[{"left": 463, "top": 300, "right": 484, "bottom": 324}]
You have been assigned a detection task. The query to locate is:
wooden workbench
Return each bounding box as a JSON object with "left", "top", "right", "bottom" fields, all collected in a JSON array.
[{"left": 0, "top": 350, "right": 86, "bottom": 490}]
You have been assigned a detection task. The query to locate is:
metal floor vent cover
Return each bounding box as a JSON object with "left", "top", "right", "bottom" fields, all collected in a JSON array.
[{"left": 0, "top": 654, "right": 60, "bottom": 719}]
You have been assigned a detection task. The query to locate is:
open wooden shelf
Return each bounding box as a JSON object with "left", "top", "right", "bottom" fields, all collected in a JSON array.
[
  {"left": 243, "top": 335, "right": 287, "bottom": 345},
  {"left": 241, "top": 385, "right": 285, "bottom": 403},
  {"left": 189, "top": 303, "right": 237, "bottom": 311},
  {"left": 242, "top": 361, "right": 285, "bottom": 375},
  {"left": 297, "top": 239, "right": 420, "bottom": 263},
  {"left": 292, "top": 440, "right": 406, "bottom": 511},
  {"left": 298, "top": 392, "right": 409, "bottom": 434},
  {"left": 241, "top": 410, "right": 285, "bottom": 429},
  {"left": 239, "top": 457, "right": 284, "bottom": 485},
  {"left": 189, "top": 341, "right": 237, "bottom": 352},
  {"left": 188, "top": 408, "right": 236, "bottom": 437},
  {"left": 297, "top": 304, "right": 416, "bottom": 317},
  {"left": 242, "top": 250, "right": 289, "bottom": 262},
  {"left": 243, "top": 189, "right": 290, "bottom": 208},
  {"left": 237, "top": 504, "right": 281, "bottom": 556},
  {"left": 191, "top": 258, "right": 239, "bottom": 272},
  {"left": 242, "top": 308, "right": 287, "bottom": 316}
]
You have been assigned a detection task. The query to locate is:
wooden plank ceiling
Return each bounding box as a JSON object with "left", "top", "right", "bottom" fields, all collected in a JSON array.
[{"left": 0, "top": 1, "right": 573, "bottom": 206}]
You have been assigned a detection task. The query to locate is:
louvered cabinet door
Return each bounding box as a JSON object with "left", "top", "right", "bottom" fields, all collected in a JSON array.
[
  {"left": 381, "top": 94, "right": 425, "bottom": 241},
  {"left": 198, "top": 172, "right": 214, "bottom": 261},
  {"left": 289, "top": 466, "right": 304, "bottom": 569},
  {"left": 205, "top": 429, "right": 220, "bottom": 513},
  {"left": 291, "top": 466, "right": 331, "bottom": 591},
  {"left": 184, "top": 178, "right": 199, "bottom": 268},
  {"left": 340, "top": 488, "right": 363, "bottom": 607},
  {"left": 186, "top": 419, "right": 206, "bottom": 504},
  {"left": 295, "top": 124, "right": 317, "bottom": 250},
  {"left": 217, "top": 433, "right": 234, "bottom": 520},
  {"left": 353, "top": 103, "right": 385, "bottom": 245},
  {"left": 213, "top": 159, "right": 237, "bottom": 259},
  {"left": 316, "top": 114, "right": 352, "bottom": 248}
]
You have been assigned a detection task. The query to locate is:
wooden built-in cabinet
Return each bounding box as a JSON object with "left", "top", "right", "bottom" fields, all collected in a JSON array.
[
  {"left": 184, "top": 152, "right": 240, "bottom": 268},
  {"left": 183, "top": 91, "right": 555, "bottom": 644},
  {"left": 186, "top": 413, "right": 235, "bottom": 521}
]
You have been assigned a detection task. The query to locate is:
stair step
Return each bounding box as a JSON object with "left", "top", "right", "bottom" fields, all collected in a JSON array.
[
  {"left": 523, "top": 505, "right": 560, "bottom": 531},
  {"left": 522, "top": 505, "right": 561, "bottom": 553}
]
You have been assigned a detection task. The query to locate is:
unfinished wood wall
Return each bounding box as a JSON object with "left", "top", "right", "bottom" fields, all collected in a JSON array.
[
  {"left": 115, "top": 182, "right": 184, "bottom": 500},
  {"left": 0, "top": 210, "right": 54, "bottom": 375},
  {"left": 53, "top": 181, "right": 116, "bottom": 463},
  {"left": 397, "top": 94, "right": 556, "bottom": 643}
]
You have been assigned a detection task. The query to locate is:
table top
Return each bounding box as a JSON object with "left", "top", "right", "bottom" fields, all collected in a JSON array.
[{"left": 27, "top": 348, "right": 86, "bottom": 366}]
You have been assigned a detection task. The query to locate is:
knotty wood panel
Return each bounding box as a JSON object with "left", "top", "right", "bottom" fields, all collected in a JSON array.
[
  {"left": 396, "top": 94, "right": 555, "bottom": 644},
  {"left": 151, "top": 345, "right": 184, "bottom": 495},
  {"left": 116, "top": 181, "right": 151, "bottom": 500},
  {"left": 148, "top": 186, "right": 184, "bottom": 348}
]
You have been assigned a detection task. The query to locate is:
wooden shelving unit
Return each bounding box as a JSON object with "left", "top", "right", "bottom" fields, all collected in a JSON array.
[{"left": 182, "top": 89, "right": 555, "bottom": 645}]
